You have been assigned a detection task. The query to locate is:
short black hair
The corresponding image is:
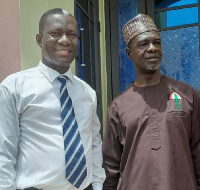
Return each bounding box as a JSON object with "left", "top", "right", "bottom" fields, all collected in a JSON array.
[{"left": 39, "top": 8, "right": 72, "bottom": 34}]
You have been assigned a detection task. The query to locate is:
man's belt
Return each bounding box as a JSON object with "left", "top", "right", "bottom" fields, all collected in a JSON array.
[{"left": 17, "top": 183, "right": 93, "bottom": 190}]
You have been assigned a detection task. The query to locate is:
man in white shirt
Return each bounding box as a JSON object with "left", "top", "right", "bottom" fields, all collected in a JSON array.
[{"left": 0, "top": 8, "right": 105, "bottom": 190}]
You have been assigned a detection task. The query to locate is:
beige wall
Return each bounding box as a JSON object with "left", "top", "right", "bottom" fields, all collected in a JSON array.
[{"left": 0, "top": 0, "right": 21, "bottom": 82}]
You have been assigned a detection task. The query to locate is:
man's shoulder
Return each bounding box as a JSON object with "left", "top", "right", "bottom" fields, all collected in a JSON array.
[
  {"left": 1, "top": 66, "right": 39, "bottom": 87},
  {"left": 163, "top": 75, "right": 194, "bottom": 90},
  {"left": 108, "top": 83, "right": 133, "bottom": 108},
  {"left": 162, "top": 75, "right": 198, "bottom": 99}
]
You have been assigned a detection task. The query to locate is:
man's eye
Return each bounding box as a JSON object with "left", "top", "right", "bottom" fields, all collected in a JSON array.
[
  {"left": 68, "top": 33, "right": 78, "bottom": 38},
  {"left": 155, "top": 41, "right": 161, "bottom": 45},
  {"left": 138, "top": 43, "right": 147, "bottom": 47},
  {"left": 50, "top": 32, "right": 60, "bottom": 37}
]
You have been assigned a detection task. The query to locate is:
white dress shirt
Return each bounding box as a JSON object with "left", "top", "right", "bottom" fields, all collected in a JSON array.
[{"left": 0, "top": 61, "right": 105, "bottom": 190}]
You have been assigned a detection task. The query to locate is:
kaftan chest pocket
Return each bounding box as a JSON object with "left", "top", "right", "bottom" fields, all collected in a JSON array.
[
  {"left": 166, "top": 99, "right": 191, "bottom": 133},
  {"left": 167, "top": 99, "right": 189, "bottom": 117}
]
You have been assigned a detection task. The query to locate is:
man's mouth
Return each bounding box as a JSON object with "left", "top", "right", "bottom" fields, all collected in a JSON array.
[
  {"left": 146, "top": 57, "right": 159, "bottom": 61},
  {"left": 56, "top": 50, "right": 71, "bottom": 55}
]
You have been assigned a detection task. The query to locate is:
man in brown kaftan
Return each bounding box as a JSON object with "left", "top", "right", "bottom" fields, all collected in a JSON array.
[{"left": 102, "top": 13, "right": 200, "bottom": 190}]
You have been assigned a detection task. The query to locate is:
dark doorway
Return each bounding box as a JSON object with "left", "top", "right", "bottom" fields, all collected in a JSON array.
[{"left": 75, "top": 0, "right": 103, "bottom": 128}]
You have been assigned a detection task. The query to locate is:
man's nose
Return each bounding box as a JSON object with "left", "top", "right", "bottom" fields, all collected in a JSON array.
[
  {"left": 58, "top": 34, "right": 71, "bottom": 45},
  {"left": 147, "top": 43, "right": 157, "bottom": 52}
]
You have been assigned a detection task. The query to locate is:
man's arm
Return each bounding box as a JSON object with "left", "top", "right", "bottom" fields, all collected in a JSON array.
[
  {"left": 0, "top": 84, "right": 20, "bottom": 190},
  {"left": 102, "top": 104, "right": 123, "bottom": 190},
  {"left": 190, "top": 89, "right": 200, "bottom": 189},
  {"left": 90, "top": 94, "right": 106, "bottom": 190}
]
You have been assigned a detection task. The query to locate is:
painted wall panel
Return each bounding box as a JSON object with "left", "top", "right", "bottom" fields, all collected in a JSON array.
[
  {"left": 160, "top": 27, "right": 200, "bottom": 90},
  {"left": 20, "top": 0, "right": 48, "bottom": 70},
  {"left": 118, "top": 0, "right": 137, "bottom": 92},
  {"left": 0, "top": 0, "right": 21, "bottom": 82}
]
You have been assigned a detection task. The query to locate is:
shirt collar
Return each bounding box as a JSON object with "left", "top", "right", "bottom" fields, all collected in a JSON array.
[{"left": 38, "top": 61, "right": 74, "bottom": 83}]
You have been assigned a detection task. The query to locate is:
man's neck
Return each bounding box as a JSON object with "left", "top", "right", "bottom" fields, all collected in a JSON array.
[{"left": 134, "top": 71, "right": 162, "bottom": 87}]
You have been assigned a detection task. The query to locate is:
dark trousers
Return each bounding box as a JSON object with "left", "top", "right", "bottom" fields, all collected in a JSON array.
[{"left": 17, "top": 184, "right": 93, "bottom": 190}]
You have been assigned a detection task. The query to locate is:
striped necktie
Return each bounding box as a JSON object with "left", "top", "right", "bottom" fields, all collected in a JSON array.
[{"left": 57, "top": 75, "right": 87, "bottom": 188}]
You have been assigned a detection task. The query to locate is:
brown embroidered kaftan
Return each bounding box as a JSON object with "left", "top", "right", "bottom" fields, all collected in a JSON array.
[{"left": 103, "top": 76, "right": 200, "bottom": 190}]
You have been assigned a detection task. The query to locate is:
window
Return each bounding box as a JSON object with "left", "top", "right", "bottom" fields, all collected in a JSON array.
[{"left": 154, "top": 0, "right": 198, "bottom": 30}]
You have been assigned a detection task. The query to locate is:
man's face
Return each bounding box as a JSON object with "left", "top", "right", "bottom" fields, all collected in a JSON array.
[
  {"left": 36, "top": 13, "right": 78, "bottom": 73},
  {"left": 126, "top": 31, "right": 162, "bottom": 74}
]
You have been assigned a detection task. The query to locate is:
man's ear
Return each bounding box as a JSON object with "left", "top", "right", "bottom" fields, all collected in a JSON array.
[
  {"left": 126, "top": 47, "right": 132, "bottom": 60},
  {"left": 36, "top": 34, "right": 42, "bottom": 47}
]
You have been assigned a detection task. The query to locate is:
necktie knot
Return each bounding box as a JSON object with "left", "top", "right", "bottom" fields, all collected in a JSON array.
[{"left": 57, "top": 75, "right": 67, "bottom": 85}]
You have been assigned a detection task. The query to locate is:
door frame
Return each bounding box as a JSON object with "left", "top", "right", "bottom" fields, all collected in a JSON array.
[{"left": 104, "top": 0, "right": 147, "bottom": 104}]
